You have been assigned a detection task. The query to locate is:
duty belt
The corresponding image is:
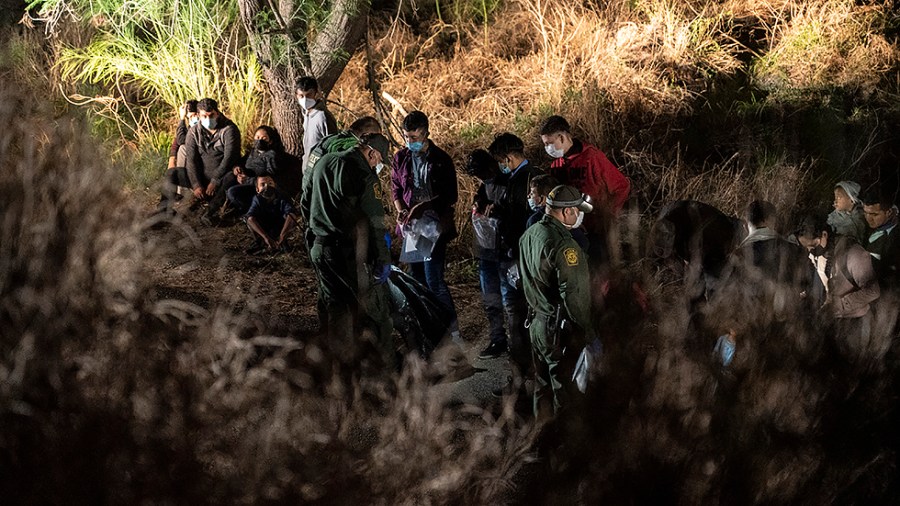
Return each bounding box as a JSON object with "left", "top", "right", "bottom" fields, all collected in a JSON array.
[{"left": 313, "top": 235, "right": 348, "bottom": 247}]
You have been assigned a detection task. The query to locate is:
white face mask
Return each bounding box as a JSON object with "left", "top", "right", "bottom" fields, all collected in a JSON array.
[
  {"left": 565, "top": 209, "right": 584, "bottom": 229},
  {"left": 298, "top": 97, "right": 316, "bottom": 110},
  {"left": 201, "top": 116, "right": 217, "bottom": 130},
  {"left": 188, "top": 117, "right": 199, "bottom": 127},
  {"left": 545, "top": 144, "right": 565, "bottom": 159},
  {"left": 375, "top": 162, "right": 384, "bottom": 175},
  {"left": 573, "top": 210, "right": 585, "bottom": 229}
]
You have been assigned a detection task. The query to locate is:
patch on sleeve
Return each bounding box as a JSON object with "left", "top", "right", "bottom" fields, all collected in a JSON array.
[
  {"left": 307, "top": 152, "right": 320, "bottom": 169},
  {"left": 564, "top": 247, "right": 579, "bottom": 266}
]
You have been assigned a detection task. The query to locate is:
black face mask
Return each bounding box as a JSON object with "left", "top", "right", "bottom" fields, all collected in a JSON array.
[
  {"left": 810, "top": 244, "right": 827, "bottom": 257},
  {"left": 260, "top": 187, "right": 276, "bottom": 200},
  {"left": 254, "top": 139, "right": 270, "bottom": 151}
]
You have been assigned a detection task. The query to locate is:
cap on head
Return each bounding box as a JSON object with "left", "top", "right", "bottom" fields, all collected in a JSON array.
[
  {"left": 546, "top": 185, "right": 593, "bottom": 213},
  {"left": 362, "top": 132, "right": 391, "bottom": 163},
  {"left": 465, "top": 148, "right": 497, "bottom": 179}
]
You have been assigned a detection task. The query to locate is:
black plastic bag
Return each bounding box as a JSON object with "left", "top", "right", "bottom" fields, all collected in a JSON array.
[{"left": 386, "top": 266, "right": 452, "bottom": 359}]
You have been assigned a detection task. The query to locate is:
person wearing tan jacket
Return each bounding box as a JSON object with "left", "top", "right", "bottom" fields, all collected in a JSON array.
[{"left": 795, "top": 213, "right": 880, "bottom": 354}]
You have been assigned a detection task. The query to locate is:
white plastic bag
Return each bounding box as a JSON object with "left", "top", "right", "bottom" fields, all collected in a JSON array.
[
  {"left": 471, "top": 213, "right": 499, "bottom": 250},
  {"left": 399, "top": 211, "right": 442, "bottom": 263},
  {"left": 572, "top": 338, "right": 603, "bottom": 393}
]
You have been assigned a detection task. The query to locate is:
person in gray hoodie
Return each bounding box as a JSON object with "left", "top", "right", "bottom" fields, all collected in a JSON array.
[{"left": 183, "top": 98, "right": 242, "bottom": 225}]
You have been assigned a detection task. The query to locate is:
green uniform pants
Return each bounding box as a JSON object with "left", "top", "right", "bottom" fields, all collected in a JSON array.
[
  {"left": 529, "top": 314, "right": 580, "bottom": 419},
  {"left": 309, "top": 241, "right": 395, "bottom": 370}
]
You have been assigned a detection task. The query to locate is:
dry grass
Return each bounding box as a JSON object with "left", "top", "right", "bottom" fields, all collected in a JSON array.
[
  {"left": 2, "top": 75, "right": 900, "bottom": 502},
  {"left": 752, "top": 0, "right": 899, "bottom": 101},
  {"left": 627, "top": 147, "right": 813, "bottom": 217},
  {"left": 331, "top": 0, "right": 898, "bottom": 235},
  {"left": 0, "top": 83, "right": 534, "bottom": 504}
]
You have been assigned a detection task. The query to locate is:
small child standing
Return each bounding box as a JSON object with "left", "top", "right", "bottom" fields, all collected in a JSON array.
[{"left": 828, "top": 180, "right": 867, "bottom": 244}]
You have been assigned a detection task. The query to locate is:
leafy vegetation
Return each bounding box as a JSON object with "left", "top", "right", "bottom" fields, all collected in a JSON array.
[{"left": 3, "top": 0, "right": 900, "bottom": 502}]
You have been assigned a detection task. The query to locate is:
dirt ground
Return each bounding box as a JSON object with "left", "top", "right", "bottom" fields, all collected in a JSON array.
[{"left": 144, "top": 204, "right": 510, "bottom": 405}]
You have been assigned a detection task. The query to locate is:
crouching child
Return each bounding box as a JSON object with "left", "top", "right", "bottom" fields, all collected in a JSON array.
[{"left": 245, "top": 176, "right": 298, "bottom": 255}]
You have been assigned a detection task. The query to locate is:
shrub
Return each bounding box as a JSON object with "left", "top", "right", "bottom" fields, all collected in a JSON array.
[
  {"left": 751, "top": 0, "right": 899, "bottom": 102},
  {"left": 0, "top": 83, "right": 533, "bottom": 504}
]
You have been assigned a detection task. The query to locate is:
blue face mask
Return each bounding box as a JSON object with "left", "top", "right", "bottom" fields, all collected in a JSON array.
[
  {"left": 528, "top": 197, "right": 542, "bottom": 211},
  {"left": 407, "top": 141, "right": 424, "bottom": 153},
  {"left": 499, "top": 163, "right": 512, "bottom": 174},
  {"left": 201, "top": 116, "right": 217, "bottom": 130}
]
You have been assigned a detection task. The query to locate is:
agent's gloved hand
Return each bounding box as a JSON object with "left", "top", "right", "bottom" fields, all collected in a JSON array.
[{"left": 374, "top": 263, "right": 391, "bottom": 285}]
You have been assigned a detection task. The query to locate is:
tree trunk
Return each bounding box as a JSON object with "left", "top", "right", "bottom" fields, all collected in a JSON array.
[
  {"left": 308, "top": 0, "right": 369, "bottom": 92},
  {"left": 238, "top": 0, "right": 369, "bottom": 156}
]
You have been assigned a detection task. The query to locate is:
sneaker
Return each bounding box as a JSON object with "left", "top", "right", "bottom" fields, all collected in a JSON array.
[
  {"left": 479, "top": 341, "right": 507, "bottom": 360},
  {"left": 492, "top": 375, "right": 514, "bottom": 398},
  {"left": 199, "top": 214, "right": 216, "bottom": 227}
]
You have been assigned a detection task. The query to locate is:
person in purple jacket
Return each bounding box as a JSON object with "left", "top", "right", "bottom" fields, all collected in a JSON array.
[{"left": 390, "top": 111, "right": 460, "bottom": 341}]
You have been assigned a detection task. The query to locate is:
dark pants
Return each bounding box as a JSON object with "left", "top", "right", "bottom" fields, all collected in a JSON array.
[
  {"left": 227, "top": 181, "right": 257, "bottom": 215},
  {"left": 409, "top": 234, "right": 458, "bottom": 334},
  {"left": 206, "top": 172, "right": 237, "bottom": 217},
  {"left": 246, "top": 216, "right": 285, "bottom": 245},
  {"left": 309, "top": 239, "right": 394, "bottom": 369},
  {"left": 479, "top": 257, "right": 530, "bottom": 370},
  {"left": 529, "top": 314, "right": 581, "bottom": 419},
  {"left": 157, "top": 167, "right": 191, "bottom": 212},
  {"left": 835, "top": 312, "right": 875, "bottom": 366}
]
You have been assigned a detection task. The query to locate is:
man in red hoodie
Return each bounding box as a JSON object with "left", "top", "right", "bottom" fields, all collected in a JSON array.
[{"left": 539, "top": 115, "right": 630, "bottom": 263}]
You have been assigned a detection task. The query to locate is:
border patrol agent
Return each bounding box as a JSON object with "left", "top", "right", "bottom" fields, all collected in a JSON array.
[
  {"left": 519, "top": 185, "right": 594, "bottom": 418},
  {"left": 301, "top": 118, "right": 383, "bottom": 335},
  {"left": 301, "top": 132, "right": 394, "bottom": 370}
]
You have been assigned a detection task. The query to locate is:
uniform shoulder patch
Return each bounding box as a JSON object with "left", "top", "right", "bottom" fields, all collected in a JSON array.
[
  {"left": 307, "top": 152, "right": 321, "bottom": 170},
  {"left": 564, "top": 247, "right": 579, "bottom": 266}
]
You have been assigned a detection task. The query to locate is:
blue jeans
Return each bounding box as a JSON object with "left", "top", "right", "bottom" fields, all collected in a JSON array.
[
  {"left": 479, "top": 258, "right": 515, "bottom": 344},
  {"left": 479, "top": 257, "right": 529, "bottom": 369},
  {"left": 409, "top": 235, "right": 458, "bottom": 333}
]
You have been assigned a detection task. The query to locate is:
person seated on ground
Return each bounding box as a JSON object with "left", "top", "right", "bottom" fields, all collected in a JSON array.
[
  {"left": 296, "top": 76, "right": 338, "bottom": 172},
  {"left": 183, "top": 97, "right": 242, "bottom": 226},
  {"left": 170, "top": 99, "right": 198, "bottom": 170},
  {"left": 649, "top": 200, "right": 746, "bottom": 300},
  {"left": 861, "top": 187, "right": 899, "bottom": 292},
  {"left": 226, "top": 126, "right": 288, "bottom": 215},
  {"left": 244, "top": 176, "right": 298, "bottom": 255},
  {"left": 828, "top": 180, "right": 867, "bottom": 244},
  {"left": 154, "top": 100, "right": 199, "bottom": 216},
  {"left": 795, "top": 212, "right": 880, "bottom": 354}
]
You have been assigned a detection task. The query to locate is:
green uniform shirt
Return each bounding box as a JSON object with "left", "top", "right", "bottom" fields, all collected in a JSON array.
[
  {"left": 518, "top": 213, "right": 593, "bottom": 333},
  {"left": 302, "top": 131, "right": 360, "bottom": 194},
  {"left": 302, "top": 148, "right": 389, "bottom": 266}
]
